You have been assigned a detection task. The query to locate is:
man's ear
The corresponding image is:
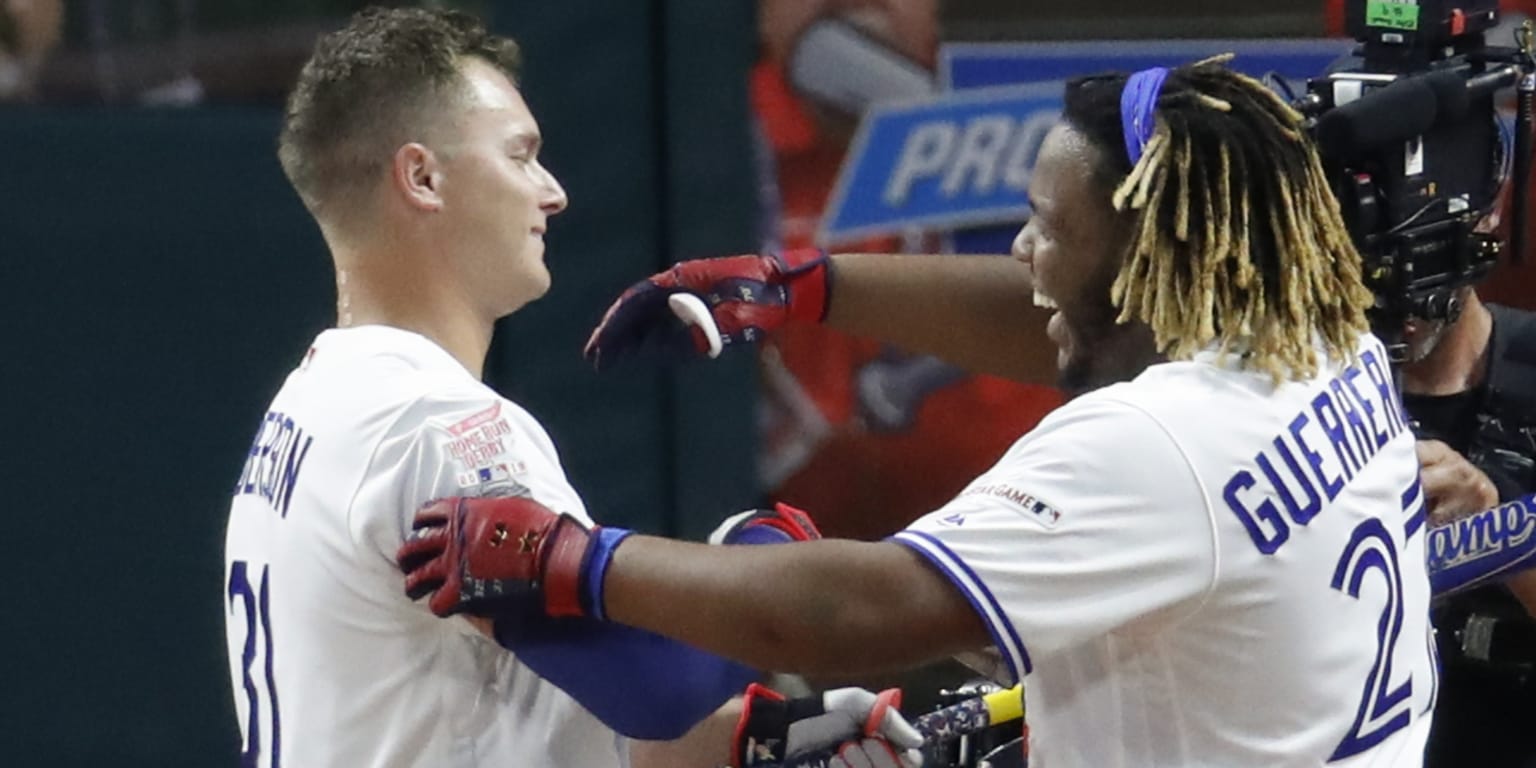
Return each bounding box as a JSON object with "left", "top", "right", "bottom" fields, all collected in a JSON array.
[{"left": 392, "top": 142, "right": 445, "bottom": 212}]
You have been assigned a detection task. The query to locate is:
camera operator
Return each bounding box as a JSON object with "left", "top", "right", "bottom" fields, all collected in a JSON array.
[
  {"left": 1404, "top": 281, "right": 1536, "bottom": 768},
  {"left": 1288, "top": 8, "right": 1536, "bottom": 761}
]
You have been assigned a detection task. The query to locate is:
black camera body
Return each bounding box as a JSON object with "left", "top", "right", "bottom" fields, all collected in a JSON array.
[
  {"left": 1346, "top": 0, "right": 1500, "bottom": 69},
  {"left": 1297, "top": 0, "right": 1532, "bottom": 360}
]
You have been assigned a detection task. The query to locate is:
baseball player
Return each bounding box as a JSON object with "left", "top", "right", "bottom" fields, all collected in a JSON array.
[
  {"left": 401, "top": 58, "right": 1438, "bottom": 766},
  {"left": 222, "top": 7, "right": 918, "bottom": 767}
]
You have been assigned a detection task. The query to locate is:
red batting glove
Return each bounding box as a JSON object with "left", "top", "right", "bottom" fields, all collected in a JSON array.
[
  {"left": 397, "top": 496, "right": 624, "bottom": 619},
  {"left": 708, "top": 502, "right": 823, "bottom": 546},
  {"left": 583, "top": 248, "right": 831, "bottom": 371}
]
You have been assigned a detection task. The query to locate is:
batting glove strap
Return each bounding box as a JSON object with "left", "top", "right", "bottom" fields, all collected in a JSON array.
[
  {"left": 580, "top": 526, "right": 633, "bottom": 620},
  {"left": 772, "top": 247, "right": 832, "bottom": 324},
  {"left": 542, "top": 519, "right": 632, "bottom": 619},
  {"left": 733, "top": 683, "right": 832, "bottom": 767}
]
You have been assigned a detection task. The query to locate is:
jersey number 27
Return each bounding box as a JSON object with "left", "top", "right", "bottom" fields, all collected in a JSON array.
[{"left": 1327, "top": 479, "right": 1426, "bottom": 762}]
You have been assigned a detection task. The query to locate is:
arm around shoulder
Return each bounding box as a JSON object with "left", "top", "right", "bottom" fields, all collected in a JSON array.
[
  {"left": 603, "top": 537, "right": 992, "bottom": 679},
  {"left": 825, "top": 253, "right": 1057, "bottom": 384}
]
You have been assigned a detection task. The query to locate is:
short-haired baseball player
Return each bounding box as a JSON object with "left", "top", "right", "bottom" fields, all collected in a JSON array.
[
  {"left": 223, "top": 7, "right": 920, "bottom": 767},
  {"left": 403, "top": 57, "right": 1438, "bottom": 766}
]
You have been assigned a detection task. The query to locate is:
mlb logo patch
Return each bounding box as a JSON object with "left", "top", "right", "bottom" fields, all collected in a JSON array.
[
  {"left": 477, "top": 464, "right": 509, "bottom": 484},
  {"left": 456, "top": 462, "right": 530, "bottom": 498}
]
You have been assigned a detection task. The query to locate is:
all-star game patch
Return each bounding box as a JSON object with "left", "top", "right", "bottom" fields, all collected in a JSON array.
[{"left": 961, "top": 482, "right": 1063, "bottom": 529}]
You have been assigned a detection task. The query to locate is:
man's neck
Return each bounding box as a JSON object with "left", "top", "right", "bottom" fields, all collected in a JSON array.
[
  {"left": 332, "top": 248, "right": 494, "bottom": 380},
  {"left": 1399, "top": 297, "right": 1492, "bottom": 396}
]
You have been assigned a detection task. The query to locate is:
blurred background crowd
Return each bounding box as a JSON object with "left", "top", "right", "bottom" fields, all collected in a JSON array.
[
  {"left": 0, "top": 0, "right": 1330, "bottom": 106},
  {"left": 0, "top": 1, "right": 488, "bottom": 104}
]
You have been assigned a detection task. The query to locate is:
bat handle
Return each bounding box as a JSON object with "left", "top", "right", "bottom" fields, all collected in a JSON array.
[{"left": 911, "top": 695, "right": 993, "bottom": 742}]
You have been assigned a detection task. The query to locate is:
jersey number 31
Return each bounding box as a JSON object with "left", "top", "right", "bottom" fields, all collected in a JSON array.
[{"left": 229, "top": 560, "right": 281, "bottom": 768}]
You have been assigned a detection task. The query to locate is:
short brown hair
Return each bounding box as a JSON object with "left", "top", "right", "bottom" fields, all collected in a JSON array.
[{"left": 277, "top": 6, "right": 521, "bottom": 216}]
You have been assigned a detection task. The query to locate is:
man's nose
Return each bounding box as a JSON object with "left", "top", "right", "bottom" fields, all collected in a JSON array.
[
  {"left": 541, "top": 172, "right": 568, "bottom": 215},
  {"left": 528, "top": 159, "right": 568, "bottom": 215},
  {"left": 1011, "top": 226, "right": 1033, "bottom": 267}
]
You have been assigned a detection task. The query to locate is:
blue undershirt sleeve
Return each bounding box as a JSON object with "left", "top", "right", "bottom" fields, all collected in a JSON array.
[{"left": 494, "top": 613, "right": 756, "bottom": 740}]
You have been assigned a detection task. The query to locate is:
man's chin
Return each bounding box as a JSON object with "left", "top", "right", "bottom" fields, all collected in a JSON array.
[
  {"left": 1401, "top": 324, "right": 1448, "bottom": 363},
  {"left": 1054, "top": 324, "right": 1161, "bottom": 397},
  {"left": 1055, "top": 360, "right": 1100, "bottom": 399},
  {"left": 494, "top": 275, "right": 552, "bottom": 319}
]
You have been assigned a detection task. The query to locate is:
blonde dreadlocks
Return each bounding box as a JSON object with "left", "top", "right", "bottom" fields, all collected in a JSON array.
[{"left": 1064, "top": 55, "right": 1375, "bottom": 383}]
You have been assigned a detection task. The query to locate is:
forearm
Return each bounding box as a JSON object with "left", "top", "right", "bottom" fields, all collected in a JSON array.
[
  {"left": 1509, "top": 570, "right": 1536, "bottom": 619},
  {"left": 1495, "top": 481, "right": 1536, "bottom": 617},
  {"left": 602, "top": 537, "right": 989, "bottom": 678},
  {"left": 824, "top": 253, "right": 1056, "bottom": 384}
]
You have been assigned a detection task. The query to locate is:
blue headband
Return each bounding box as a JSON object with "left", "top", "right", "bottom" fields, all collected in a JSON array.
[{"left": 1120, "top": 67, "right": 1169, "bottom": 165}]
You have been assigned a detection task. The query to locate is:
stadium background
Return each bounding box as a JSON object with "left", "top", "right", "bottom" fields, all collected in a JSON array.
[{"left": 4, "top": 1, "right": 1535, "bottom": 764}]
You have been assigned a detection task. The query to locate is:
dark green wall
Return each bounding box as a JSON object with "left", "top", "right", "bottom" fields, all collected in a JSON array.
[
  {"left": 0, "top": 1, "right": 757, "bottom": 763},
  {"left": 2, "top": 107, "right": 333, "bottom": 765},
  {"left": 485, "top": 0, "right": 761, "bottom": 541}
]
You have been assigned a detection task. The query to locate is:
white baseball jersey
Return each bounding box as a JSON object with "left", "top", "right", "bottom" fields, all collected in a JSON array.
[
  {"left": 223, "top": 326, "right": 627, "bottom": 768},
  {"left": 897, "top": 333, "right": 1435, "bottom": 767}
]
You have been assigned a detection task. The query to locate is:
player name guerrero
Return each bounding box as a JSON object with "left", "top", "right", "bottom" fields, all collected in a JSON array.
[{"left": 1223, "top": 345, "right": 1410, "bottom": 554}]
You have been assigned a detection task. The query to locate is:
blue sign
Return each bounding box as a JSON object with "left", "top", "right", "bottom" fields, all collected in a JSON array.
[
  {"left": 818, "top": 38, "right": 1356, "bottom": 249},
  {"left": 820, "top": 83, "right": 1060, "bottom": 245},
  {"left": 940, "top": 39, "right": 1354, "bottom": 254}
]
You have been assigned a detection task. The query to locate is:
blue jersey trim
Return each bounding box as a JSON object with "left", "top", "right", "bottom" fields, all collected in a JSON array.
[
  {"left": 1402, "top": 479, "right": 1425, "bottom": 538},
  {"left": 892, "top": 530, "right": 1032, "bottom": 680}
]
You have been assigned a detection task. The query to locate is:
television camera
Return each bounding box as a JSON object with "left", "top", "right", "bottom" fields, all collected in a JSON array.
[{"left": 1294, "top": 0, "right": 1536, "bottom": 361}]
